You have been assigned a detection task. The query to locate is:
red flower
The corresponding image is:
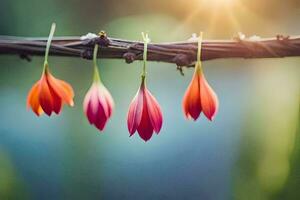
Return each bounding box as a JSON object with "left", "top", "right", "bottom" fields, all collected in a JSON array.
[
  {"left": 127, "top": 77, "right": 163, "bottom": 141},
  {"left": 27, "top": 67, "right": 74, "bottom": 116},
  {"left": 183, "top": 62, "right": 219, "bottom": 121},
  {"left": 83, "top": 81, "right": 114, "bottom": 131}
]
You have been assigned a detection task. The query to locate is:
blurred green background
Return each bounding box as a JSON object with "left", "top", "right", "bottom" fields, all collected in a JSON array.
[{"left": 0, "top": 0, "right": 299, "bottom": 199}]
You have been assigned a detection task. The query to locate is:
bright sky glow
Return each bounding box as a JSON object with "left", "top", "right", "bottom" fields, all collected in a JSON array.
[{"left": 200, "top": 0, "right": 236, "bottom": 7}]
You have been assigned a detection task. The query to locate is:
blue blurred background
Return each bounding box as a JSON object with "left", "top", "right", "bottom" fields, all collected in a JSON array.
[{"left": 0, "top": 0, "right": 299, "bottom": 199}]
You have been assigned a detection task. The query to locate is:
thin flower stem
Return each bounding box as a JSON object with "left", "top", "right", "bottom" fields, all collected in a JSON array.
[
  {"left": 197, "top": 32, "right": 203, "bottom": 63},
  {"left": 93, "top": 44, "right": 101, "bottom": 82},
  {"left": 43, "top": 23, "right": 56, "bottom": 72},
  {"left": 141, "top": 32, "right": 150, "bottom": 78},
  {"left": 196, "top": 32, "right": 203, "bottom": 73}
]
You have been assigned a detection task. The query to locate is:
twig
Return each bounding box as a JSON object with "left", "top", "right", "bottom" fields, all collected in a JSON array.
[{"left": 0, "top": 34, "right": 300, "bottom": 67}]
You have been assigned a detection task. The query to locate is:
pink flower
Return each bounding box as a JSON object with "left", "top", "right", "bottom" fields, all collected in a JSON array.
[
  {"left": 127, "top": 77, "right": 163, "bottom": 141},
  {"left": 183, "top": 62, "right": 219, "bottom": 121},
  {"left": 83, "top": 81, "right": 114, "bottom": 131}
]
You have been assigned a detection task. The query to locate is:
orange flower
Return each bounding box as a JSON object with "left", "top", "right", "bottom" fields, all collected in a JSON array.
[
  {"left": 27, "top": 23, "right": 74, "bottom": 116},
  {"left": 183, "top": 62, "right": 219, "bottom": 121},
  {"left": 27, "top": 66, "right": 74, "bottom": 116}
]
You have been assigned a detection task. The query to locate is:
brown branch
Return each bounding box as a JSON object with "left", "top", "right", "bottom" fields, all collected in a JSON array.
[{"left": 0, "top": 34, "right": 299, "bottom": 67}]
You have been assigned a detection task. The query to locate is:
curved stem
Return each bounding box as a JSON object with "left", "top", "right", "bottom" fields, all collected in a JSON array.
[
  {"left": 93, "top": 44, "right": 101, "bottom": 82},
  {"left": 43, "top": 23, "right": 56, "bottom": 71}
]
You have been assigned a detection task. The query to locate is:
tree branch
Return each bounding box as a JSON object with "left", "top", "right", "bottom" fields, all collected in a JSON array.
[{"left": 0, "top": 34, "right": 299, "bottom": 67}]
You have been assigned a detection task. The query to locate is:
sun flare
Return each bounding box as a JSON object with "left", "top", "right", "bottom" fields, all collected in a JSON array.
[{"left": 200, "top": 0, "right": 236, "bottom": 7}]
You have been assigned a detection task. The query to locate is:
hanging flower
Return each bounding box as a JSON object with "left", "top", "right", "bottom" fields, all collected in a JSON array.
[
  {"left": 27, "top": 23, "right": 74, "bottom": 116},
  {"left": 127, "top": 33, "right": 163, "bottom": 141},
  {"left": 127, "top": 77, "right": 163, "bottom": 141},
  {"left": 182, "top": 32, "right": 219, "bottom": 121},
  {"left": 83, "top": 44, "right": 114, "bottom": 131},
  {"left": 182, "top": 62, "right": 218, "bottom": 120},
  {"left": 83, "top": 82, "right": 114, "bottom": 131}
]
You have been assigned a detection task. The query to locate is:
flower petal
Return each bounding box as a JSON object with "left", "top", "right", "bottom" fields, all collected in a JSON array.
[
  {"left": 38, "top": 75, "right": 54, "bottom": 116},
  {"left": 86, "top": 101, "right": 96, "bottom": 124},
  {"left": 92, "top": 84, "right": 111, "bottom": 131},
  {"left": 101, "top": 84, "right": 114, "bottom": 118},
  {"left": 48, "top": 81, "right": 62, "bottom": 114},
  {"left": 200, "top": 74, "right": 219, "bottom": 121},
  {"left": 145, "top": 89, "right": 163, "bottom": 134},
  {"left": 96, "top": 84, "right": 110, "bottom": 119},
  {"left": 93, "top": 100, "right": 108, "bottom": 131},
  {"left": 182, "top": 71, "right": 201, "bottom": 120},
  {"left": 47, "top": 72, "right": 74, "bottom": 106},
  {"left": 27, "top": 82, "right": 43, "bottom": 116},
  {"left": 137, "top": 98, "right": 154, "bottom": 142},
  {"left": 127, "top": 87, "right": 144, "bottom": 135},
  {"left": 86, "top": 86, "right": 99, "bottom": 124},
  {"left": 83, "top": 85, "right": 93, "bottom": 115}
]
